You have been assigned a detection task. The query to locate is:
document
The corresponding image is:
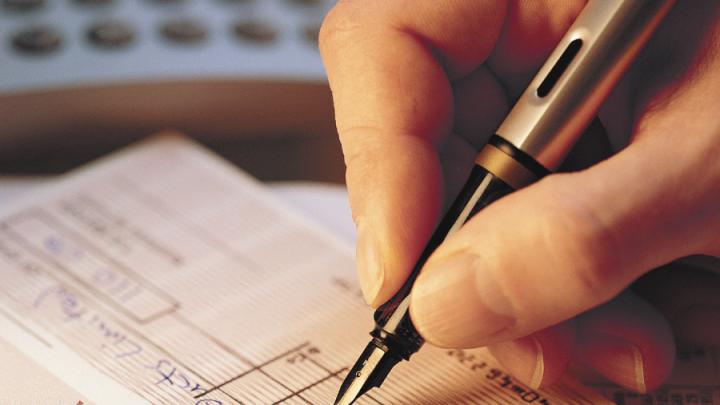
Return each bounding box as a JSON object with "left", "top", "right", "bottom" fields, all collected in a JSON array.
[{"left": 0, "top": 134, "right": 709, "bottom": 404}]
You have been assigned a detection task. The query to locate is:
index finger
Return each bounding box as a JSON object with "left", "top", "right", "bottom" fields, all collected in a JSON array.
[
  {"left": 318, "top": 0, "right": 583, "bottom": 306},
  {"left": 320, "top": 0, "right": 508, "bottom": 306}
]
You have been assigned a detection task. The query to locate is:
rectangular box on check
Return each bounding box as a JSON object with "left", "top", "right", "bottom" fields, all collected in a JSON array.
[{"left": 4, "top": 214, "right": 178, "bottom": 323}]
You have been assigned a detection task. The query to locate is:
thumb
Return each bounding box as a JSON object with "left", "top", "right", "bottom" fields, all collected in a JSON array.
[{"left": 409, "top": 132, "right": 720, "bottom": 348}]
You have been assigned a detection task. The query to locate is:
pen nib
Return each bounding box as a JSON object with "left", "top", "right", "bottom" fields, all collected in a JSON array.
[{"left": 334, "top": 341, "right": 401, "bottom": 405}]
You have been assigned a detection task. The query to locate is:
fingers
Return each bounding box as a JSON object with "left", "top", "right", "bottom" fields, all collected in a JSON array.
[
  {"left": 320, "top": 0, "right": 589, "bottom": 307},
  {"left": 320, "top": 0, "right": 508, "bottom": 145},
  {"left": 487, "top": 321, "right": 576, "bottom": 389},
  {"left": 487, "top": 292, "right": 675, "bottom": 393},
  {"left": 409, "top": 128, "right": 720, "bottom": 347},
  {"left": 320, "top": 1, "right": 509, "bottom": 306},
  {"left": 351, "top": 136, "right": 443, "bottom": 307},
  {"left": 576, "top": 292, "right": 675, "bottom": 393},
  {"left": 633, "top": 260, "right": 720, "bottom": 347}
]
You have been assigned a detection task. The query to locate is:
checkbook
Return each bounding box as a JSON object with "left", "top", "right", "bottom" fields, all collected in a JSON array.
[{"left": 0, "top": 134, "right": 714, "bottom": 404}]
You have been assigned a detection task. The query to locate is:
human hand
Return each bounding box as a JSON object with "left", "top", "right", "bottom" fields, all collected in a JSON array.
[{"left": 319, "top": 0, "right": 720, "bottom": 393}]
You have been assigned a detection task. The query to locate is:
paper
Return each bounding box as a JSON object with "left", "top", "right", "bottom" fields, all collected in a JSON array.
[
  {"left": 0, "top": 134, "right": 634, "bottom": 404},
  {"left": 0, "top": 176, "right": 52, "bottom": 203}
]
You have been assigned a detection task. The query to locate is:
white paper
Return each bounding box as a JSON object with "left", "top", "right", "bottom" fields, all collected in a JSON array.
[{"left": 0, "top": 134, "right": 639, "bottom": 404}]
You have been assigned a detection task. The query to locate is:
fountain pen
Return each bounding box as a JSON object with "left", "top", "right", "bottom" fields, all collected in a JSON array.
[{"left": 335, "top": 1, "right": 676, "bottom": 404}]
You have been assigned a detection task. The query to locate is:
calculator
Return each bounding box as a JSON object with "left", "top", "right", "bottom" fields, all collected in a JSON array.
[{"left": 0, "top": 0, "right": 342, "bottom": 182}]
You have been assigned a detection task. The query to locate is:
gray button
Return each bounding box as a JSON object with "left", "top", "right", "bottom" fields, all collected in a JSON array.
[
  {"left": 301, "top": 24, "right": 320, "bottom": 47},
  {"left": 11, "top": 25, "right": 62, "bottom": 54},
  {"left": 3, "top": 0, "right": 45, "bottom": 11},
  {"left": 74, "top": 0, "right": 115, "bottom": 6},
  {"left": 160, "top": 19, "right": 208, "bottom": 44},
  {"left": 232, "top": 20, "right": 278, "bottom": 45},
  {"left": 286, "top": 0, "right": 322, "bottom": 6},
  {"left": 87, "top": 21, "right": 135, "bottom": 48}
]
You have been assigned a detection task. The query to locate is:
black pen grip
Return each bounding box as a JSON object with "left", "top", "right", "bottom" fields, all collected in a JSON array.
[
  {"left": 371, "top": 164, "right": 515, "bottom": 359},
  {"left": 335, "top": 139, "right": 553, "bottom": 404},
  {"left": 369, "top": 135, "right": 552, "bottom": 360}
]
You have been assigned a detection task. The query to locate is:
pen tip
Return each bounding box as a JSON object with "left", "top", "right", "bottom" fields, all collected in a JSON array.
[{"left": 334, "top": 341, "right": 401, "bottom": 405}]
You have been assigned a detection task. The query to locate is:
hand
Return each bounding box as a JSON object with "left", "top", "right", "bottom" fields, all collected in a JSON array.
[{"left": 319, "top": 0, "right": 720, "bottom": 393}]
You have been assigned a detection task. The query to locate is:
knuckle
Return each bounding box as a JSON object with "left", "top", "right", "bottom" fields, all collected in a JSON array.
[
  {"left": 318, "top": 1, "right": 367, "bottom": 57},
  {"left": 337, "top": 126, "right": 383, "bottom": 170},
  {"left": 541, "top": 176, "right": 625, "bottom": 304}
]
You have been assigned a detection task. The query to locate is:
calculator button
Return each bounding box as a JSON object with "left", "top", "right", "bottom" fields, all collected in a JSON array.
[
  {"left": 87, "top": 21, "right": 135, "bottom": 48},
  {"left": 74, "top": 0, "right": 115, "bottom": 5},
  {"left": 232, "top": 20, "right": 278, "bottom": 45},
  {"left": 2, "top": 0, "right": 45, "bottom": 11},
  {"left": 11, "top": 25, "right": 62, "bottom": 54},
  {"left": 160, "top": 19, "right": 208, "bottom": 44},
  {"left": 301, "top": 24, "right": 320, "bottom": 46},
  {"left": 286, "top": 0, "right": 322, "bottom": 6}
]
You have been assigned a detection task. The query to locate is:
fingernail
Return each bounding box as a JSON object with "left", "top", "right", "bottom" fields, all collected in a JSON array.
[
  {"left": 356, "top": 221, "right": 384, "bottom": 306},
  {"left": 410, "top": 253, "right": 515, "bottom": 348},
  {"left": 529, "top": 336, "right": 545, "bottom": 389},
  {"left": 489, "top": 336, "right": 545, "bottom": 389},
  {"left": 579, "top": 333, "right": 646, "bottom": 393}
]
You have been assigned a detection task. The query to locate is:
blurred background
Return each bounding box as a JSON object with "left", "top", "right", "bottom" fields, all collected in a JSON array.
[{"left": 0, "top": 0, "right": 344, "bottom": 183}]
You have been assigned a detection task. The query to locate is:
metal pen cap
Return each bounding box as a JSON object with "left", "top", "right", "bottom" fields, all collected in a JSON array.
[{"left": 496, "top": 0, "right": 675, "bottom": 171}]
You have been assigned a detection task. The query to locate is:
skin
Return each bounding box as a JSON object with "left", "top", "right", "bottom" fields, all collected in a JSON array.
[{"left": 319, "top": 0, "right": 720, "bottom": 393}]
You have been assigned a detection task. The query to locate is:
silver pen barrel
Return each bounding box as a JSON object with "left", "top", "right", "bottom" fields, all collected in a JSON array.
[{"left": 496, "top": 0, "right": 676, "bottom": 170}]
